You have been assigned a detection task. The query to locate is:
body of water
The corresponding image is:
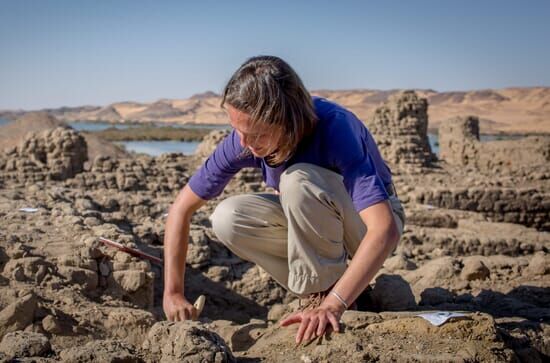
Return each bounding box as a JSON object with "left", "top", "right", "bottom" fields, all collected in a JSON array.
[
  {"left": 428, "top": 133, "right": 439, "bottom": 154},
  {"left": 70, "top": 121, "right": 138, "bottom": 131},
  {"left": 427, "top": 133, "right": 526, "bottom": 155},
  {"left": 0, "top": 118, "right": 229, "bottom": 132},
  {"left": 0, "top": 118, "right": 529, "bottom": 157},
  {"left": 116, "top": 140, "right": 201, "bottom": 157},
  {"left": 70, "top": 121, "right": 230, "bottom": 131}
]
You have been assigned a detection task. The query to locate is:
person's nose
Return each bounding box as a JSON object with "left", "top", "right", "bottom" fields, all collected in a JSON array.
[
  {"left": 239, "top": 134, "right": 247, "bottom": 148},
  {"left": 239, "top": 133, "right": 253, "bottom": 148}
]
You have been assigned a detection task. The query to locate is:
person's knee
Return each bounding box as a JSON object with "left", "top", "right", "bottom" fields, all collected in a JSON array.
[
  {"left": 279, "top": 163, "right": 317, "bottom": 203},
  {"left": 280, "top": 163, "right": 340, "bottom": 209},
  {"left": 210, "top": 196, "right": 243, "bottom": 245}
]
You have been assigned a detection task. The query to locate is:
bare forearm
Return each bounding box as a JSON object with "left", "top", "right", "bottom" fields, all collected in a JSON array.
[
  {"left": 163, "top": 206, "right": 191, "bottom": 295},
  {"left": 330, "top": 228, "right": 398, "bottom": 308},
  {"left": 163, "top": 185, "right": 206, "bottom": 296}
]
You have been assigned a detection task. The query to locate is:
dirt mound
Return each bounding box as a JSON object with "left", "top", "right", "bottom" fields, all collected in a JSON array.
[
  {"left": 142, "top": 321, "right": 235, "bottom": 362},
  {"left": 82, "top": 132, "right": 130, "bottom": 161},
  {"left": 0, "top": 112, "right": 129, "bottom": 162},
  {"left": 243, "top": 311, "right": 516, "bottom": 362},
  {"left": 0, "top": 112, "right": 62, "bottom": 151}
]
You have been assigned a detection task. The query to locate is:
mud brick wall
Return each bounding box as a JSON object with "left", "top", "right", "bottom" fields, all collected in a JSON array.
[
  {"left": 439, "top": 116, "right": 550, "bottom": 170},
  {"left": 0, "top": 127, "right": 87, "bottom": 184},
  {"left": 366, "top": 90, "right": 435, "bottom": 169},
  {"left": 415, "top": 187, "right": 550, "bottom": 231}
]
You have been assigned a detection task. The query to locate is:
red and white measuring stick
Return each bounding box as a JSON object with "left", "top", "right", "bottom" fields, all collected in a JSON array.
[{"left": 98, "top": 237, "right": 163, "bottom": 266}]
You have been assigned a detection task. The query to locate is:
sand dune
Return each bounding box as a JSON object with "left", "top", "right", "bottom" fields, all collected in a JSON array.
[{"left": 1, "top": 87, "right": 548, "bottom": 133}]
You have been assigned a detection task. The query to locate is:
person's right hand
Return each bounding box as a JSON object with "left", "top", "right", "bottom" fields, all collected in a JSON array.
[{"left": 163, "top": 291, "right": 198, "bottom": 321}]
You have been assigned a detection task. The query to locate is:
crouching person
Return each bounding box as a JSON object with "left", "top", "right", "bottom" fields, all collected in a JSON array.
[{"left": 163, "top": 55, "right": 405, "bottom": 345}]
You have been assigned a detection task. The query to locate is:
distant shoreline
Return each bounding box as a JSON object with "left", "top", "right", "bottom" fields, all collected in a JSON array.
[
  {"left": 1, "top": 87, "right": 549, "bottom": 135},
  {"left": 1, "top": 117, "right": 547, "bottom": 140},
  {"left": 427, "top": 127, "right": 550, "bottom": 137},
  {"left": 84, "top": 126, "right": 212, "bottom": 142}
]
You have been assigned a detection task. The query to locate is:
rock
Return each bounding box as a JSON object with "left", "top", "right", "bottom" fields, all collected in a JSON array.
[
  {"left": 233, "top": 321, "right": 268, "bottom": 352},
  {"left": 461, "top": 257, "right": 490, "bottom": 281},
  {"left": 419, "top": 287, "right": 456, "bottom": 306},
  {"left": 13, "top": 266, "right": 26, "bottom": 281},
  {"left": 340, "top": 311, "right": 383, "bottom": 329},
  {"left": 114, "top": 251, "right": 133, "bottom": 263},
  {"left": 186, "top": 243, "right": 211, "bottom": 268},
  {"left": 84, "top": 216, "right": 102, "bottom": 227},
  {"left": 57, "top": 253, "right": 98, "bottom": 271},
  {"left": 57, "top": 266, "right": 99, "bottom": 291},
  {"left": 205, "top": 265, "right": 230, "bottom": 282},
  {"left": 406, "top": 210, "right": 458, "bottom": 228},
  {"left": 369, "top": 274, "right": 417, "bottom": 311},
  {"left": 2, "top": 257, "right": 51, "bottom": 283},
  {"left": 231, "top": 265, "right": 289, "bottom": 307},
  {"left": 142, "top": 321, "right": 235, "bottom": 362},
  {"left": 107, "top": 269, "right": 154, "bottom": 309},
  {"left": 245, "top": 312, "right": 516, "bottom": 362},
  {"left": 526, "top": 253, "right": 549, "bottom": 276},
  {"left": 0, "top": 331, "right": 51, "bottom": 359},
  {"left": 74, "top": 197, "right": 97, "bottom": 211},
  {"left": 41, "top": 315, "right": 63, "bottom": 334},
  {"left": 112, "top": 270, "right": 146, "bottom": 293},
  {"left": 59, "top": 339, "right": 142, "bottom": 363},
  {"left": 81, "top": 236, "right": 104, "bottom": 259},
  {"left": 3, "top": 243, "right": 26, "bottom": 260},
  {"left": 0, "top": 293, "right": 38, "bottom": 338},
  {"left": 405, "top": 257, "right": 460, "bottom": 299},
  {"left": 267, "top": 304, "right": 289, "bottom": 322},
  {"left": 384, "top": 254, "right": 417, "bottom": 271},
  {"left": 99, "top": 261, "right": 111, "bottom": 276},
  {"left": 103, "top": 308, "right": 156, "bottom": 346}
]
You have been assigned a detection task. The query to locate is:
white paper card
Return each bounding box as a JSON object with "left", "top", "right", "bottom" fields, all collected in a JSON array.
[
  {"left": 417, "top": 311, "right": 468, "bottom": 326},
  {"left": 19, "top": 208, "right": 38, "bottom": 213}
]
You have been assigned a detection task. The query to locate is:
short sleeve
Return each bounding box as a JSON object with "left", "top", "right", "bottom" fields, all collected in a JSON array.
[
  {"left": 326, "top": 112, "right": 388, "bottom": 212},
  {"left": 188, "top": 130, "right": 256, "bottom": 200}
]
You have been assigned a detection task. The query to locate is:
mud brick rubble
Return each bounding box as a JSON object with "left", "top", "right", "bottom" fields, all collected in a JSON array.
[{"left": 0, "top": 91, "right": 548, "bottom": 362}]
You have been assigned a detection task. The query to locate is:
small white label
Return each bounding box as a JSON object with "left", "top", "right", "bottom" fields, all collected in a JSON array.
[{"left": 417, "top": 311, "right": 468, "bottom": 326}]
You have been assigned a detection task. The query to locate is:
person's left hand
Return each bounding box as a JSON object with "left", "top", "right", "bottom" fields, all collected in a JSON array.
[{"left": 280, "top": 296, "right": 346, "bottom": 345}]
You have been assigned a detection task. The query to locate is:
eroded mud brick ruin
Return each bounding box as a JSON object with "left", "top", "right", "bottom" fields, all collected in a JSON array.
[{"left": 0, "top": 91, "right": 548, "bottom": 362}]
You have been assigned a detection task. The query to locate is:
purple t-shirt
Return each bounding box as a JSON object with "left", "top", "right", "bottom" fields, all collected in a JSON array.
[{"left": 188, "top": 97, "right": 393, "bottom": 212}]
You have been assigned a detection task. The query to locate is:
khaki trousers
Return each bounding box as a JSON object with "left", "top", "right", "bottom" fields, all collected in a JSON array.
[{"left": 210, "top": 163, "right": 405, "bottom": 297}]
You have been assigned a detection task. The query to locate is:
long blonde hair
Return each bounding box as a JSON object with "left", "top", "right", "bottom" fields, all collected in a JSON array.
[{"left": 221, "top": 55, "right": 318, "bottom": 165}]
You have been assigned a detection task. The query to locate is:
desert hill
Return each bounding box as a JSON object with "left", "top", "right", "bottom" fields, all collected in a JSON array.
[{"left": 1, "top": 87, "right": 549, "bottom": 134}]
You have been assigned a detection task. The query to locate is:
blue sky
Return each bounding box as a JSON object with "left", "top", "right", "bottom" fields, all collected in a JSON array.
[{"left": 1, "top": 0, "right": 549, "bottom": 110}]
